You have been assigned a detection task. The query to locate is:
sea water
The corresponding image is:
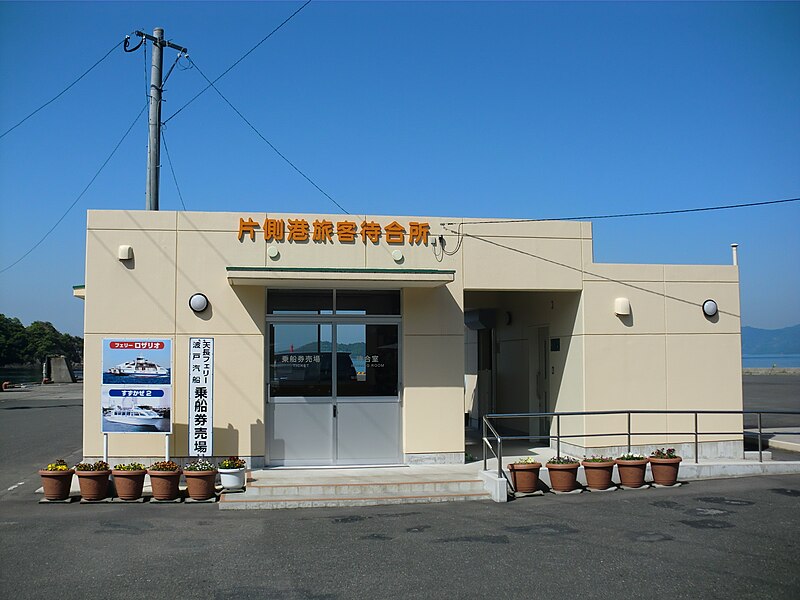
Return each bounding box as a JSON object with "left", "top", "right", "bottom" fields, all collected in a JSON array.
[{"left": 742, "top": 354, "right": 800, "bottom": 368}]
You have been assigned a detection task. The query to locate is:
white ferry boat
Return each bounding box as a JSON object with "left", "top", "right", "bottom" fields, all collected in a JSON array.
[
  {"left": 105, "top": 407, "right": 162, "bottom": 426},
  {"left": 107, "top": 356, "right": 168, "bottom": 377}
]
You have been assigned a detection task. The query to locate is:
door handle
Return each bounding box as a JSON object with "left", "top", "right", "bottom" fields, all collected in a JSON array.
[{"left": 333, "top": 404, "right": 337, "bottom": 418}]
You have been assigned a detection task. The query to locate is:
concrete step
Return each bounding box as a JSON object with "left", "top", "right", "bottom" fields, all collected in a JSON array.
[
  {"left": 242, "top": 479, "right": 486, "bottom": 497},
  {"left": 219, "top": 488, "right": 491, "bottom": 510},
  {"left": 218, "top": 476, "right": 491, "bottom": 510}
]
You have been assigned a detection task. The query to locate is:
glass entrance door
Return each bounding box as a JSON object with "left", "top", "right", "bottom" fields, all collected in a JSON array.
[
  {"left": 335, "top": 323, "right": 400, "bottom": 464},
  {"left": 267, "top": 323, "right": 335, "bottom": 464},
  {"left": 267, "top": 321, "right": 401, "bottom": 466}
]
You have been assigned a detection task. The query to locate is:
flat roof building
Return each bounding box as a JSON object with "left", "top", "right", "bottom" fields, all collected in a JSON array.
[{"left": 78, "top": 210, "right": 742, "bottom": 466}]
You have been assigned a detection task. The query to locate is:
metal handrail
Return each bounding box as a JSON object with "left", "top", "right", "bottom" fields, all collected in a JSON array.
[{"left": 481, "top": 409, "right": 800, "bottom": 487}]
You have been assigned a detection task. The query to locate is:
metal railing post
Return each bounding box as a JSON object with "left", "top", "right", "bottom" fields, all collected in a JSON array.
[
  {"left": 482, "top": 417, "right": 487, "bottom": 471},
  {"left": 758, "top": 413, "right": 763, "bottom": 463},
  {"left": 497, "top": 437, "right": 503, "bottom": 481},
  {"left": 556, "top": 414, "right": 561, "bottom": 458},
  {"left": 694, "top": 413, "right": 699, "bottom": 464},
  {"left": 627, "top": 412, "right": 631, "bottom": 453}
]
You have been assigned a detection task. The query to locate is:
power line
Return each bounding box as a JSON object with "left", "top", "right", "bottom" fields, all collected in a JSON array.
[
  {"left": 0, "top": 103, "right": 148, "bottom": 275},
  {"left": 441, "top": 197, "right": 800, "bottom": 226},
  {"left": 161, "top": 128, "right": 188, "bottom": 211},
  {"left": 162, "top": 0, "right": 312, "bottom": 125},
  {"left": 189, "top": 57, "right": 350, "bottom": 214},
  {"left": 441, "top": 226, "right": 739, "bottom": 317},
  {"left": 0, "top": 39, "right": 125, "bottom": 141}
]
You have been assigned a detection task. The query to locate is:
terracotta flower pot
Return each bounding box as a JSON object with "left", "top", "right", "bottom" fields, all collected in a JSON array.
[
  {"left": 218, "top": 467, "right": 246, "bottom": 491},
  {"left": 112, "top": 469, "right": 146, "bottom": 501},
  {"left": 184, "top": 470, "right": 217, "bottom": 500},
  {"left": 147, "top": 469, "right": 182, "bottom": 500},
  {"left": 76, "top": 470, "right": 111, "bottom": 501},
  {"left": 615, "top": 459, "right": 648, "bottom": 488},
  {"left": 649, "top": 457, "right": 682, "bottom": 486},
  {"left": 39, "top": 469, "right": 74, "bottom": 501},
  {"left": 546, "top": 462, "right": 580, "bottom": 492},
  {"left": 581, "top": 460, "right": 615, "bottom": 490},
  {"left": 507, "top": 462, "right": 542, "bottom": 493}
]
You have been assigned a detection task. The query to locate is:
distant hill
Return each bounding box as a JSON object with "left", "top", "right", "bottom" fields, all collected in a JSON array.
[{"left": 742, "top": 324, "right": 800, "bottom": 355}]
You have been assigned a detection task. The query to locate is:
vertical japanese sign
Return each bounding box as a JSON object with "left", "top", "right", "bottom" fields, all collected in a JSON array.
[
  {"left": 189, "top": 338, "right": 214, "bottom": 457},
  {"left": 101, "top": 339, "right": 172, "bottom": 434}
]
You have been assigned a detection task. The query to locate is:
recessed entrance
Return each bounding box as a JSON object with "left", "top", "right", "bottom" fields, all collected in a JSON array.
[{"left": 266, "top": 290, "right": 402, "bottom": 466}]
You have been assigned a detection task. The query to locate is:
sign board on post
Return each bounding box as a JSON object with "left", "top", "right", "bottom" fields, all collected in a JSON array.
[
  {"left": 189, "top": 338, "right": 214, "bottom": 457},
  {"left": 101, "top": 339, "right": 172, "bottom": 433}
]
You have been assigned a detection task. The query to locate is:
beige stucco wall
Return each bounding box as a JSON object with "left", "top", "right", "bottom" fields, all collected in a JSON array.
[
  {"left": 82, "top": 210, "right": 742, "bottom": 462},
  {"left": 580, "top": 262, "right": 742, "bottom": 449},
  {"left": 83, "top": 210, "right": 469, "bottom": 460}
]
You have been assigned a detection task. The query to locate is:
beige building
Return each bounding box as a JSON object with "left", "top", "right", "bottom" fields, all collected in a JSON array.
[{"left": 77, "top": 210, "right": 743, "bottom": 466}]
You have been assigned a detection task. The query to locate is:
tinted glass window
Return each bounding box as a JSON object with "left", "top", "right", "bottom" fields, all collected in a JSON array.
[
  {"left": 336, "top": 290, "right": 400, "bottom": 315},
  {"left": 267, "top": 290, "right": 333, "bottom": 315},
  {"left": 269, "top": 323, "right": 332, "bottom": 397},
  {"left": 336, "top": 324, "right": 398, "bottom": 397}
]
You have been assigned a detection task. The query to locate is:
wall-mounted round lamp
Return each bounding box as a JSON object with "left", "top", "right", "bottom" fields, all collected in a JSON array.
[
  {"left": 267, "top": 245, "right": 279, "bottom": 259},
  {"left": 189, "top": 293, "right": 209, "bottom": 313},
  {"left": 702, "top": 299, "right": 718, "bottom": 318},
  {"left": 391, "top": 249, "right": 404, "bottom": 262}
]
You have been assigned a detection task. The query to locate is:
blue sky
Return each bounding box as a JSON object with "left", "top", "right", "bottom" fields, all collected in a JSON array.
[{"left": 1, "top": 1, "right": 798, "bottom": 336}]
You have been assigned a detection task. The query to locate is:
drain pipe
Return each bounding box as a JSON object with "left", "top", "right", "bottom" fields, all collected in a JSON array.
[{"left": 731, "top": 243, "right": 739, "bottom": 266}]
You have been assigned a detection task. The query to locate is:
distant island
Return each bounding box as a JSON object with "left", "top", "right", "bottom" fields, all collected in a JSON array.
[
  {"left": 742, "top": 324, "right": 800, "bottom": 355},
  {"left": 0, "top": 314, "right": 83, "bottom": 367}
]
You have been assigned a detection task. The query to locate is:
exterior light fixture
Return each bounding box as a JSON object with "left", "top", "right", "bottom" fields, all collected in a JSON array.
[
  {"left": 702, "top": 299, "right": 718, "bottom": 318},
  {"left": 614, "top": 297, "right": 631, "bottom": 316},
  {"left": 118, "top": 245, "right": 133, "bottom": 260},
  {"left": 391, "top": 249, "right": 404, "bottom": 262},
  {"left": 267, "top": 245, "right": 279, "bottom": 259},
  {"left": 189, "top": 293, "right": 209, "bottom": 313}
]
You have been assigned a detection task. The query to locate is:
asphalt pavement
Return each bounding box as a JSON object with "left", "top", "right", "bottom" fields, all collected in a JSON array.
[
  {"left": 742, "top": 375, "right": 800, "bottom": 428},
  {"left": 0, "top": 473, "right": 798, "bottom": 599},
  {"left": 1, "top": 377, "right": 799, "bottom": 598},
  {"left": 0, "top": 383, "right": 83, "bottom": 498}
]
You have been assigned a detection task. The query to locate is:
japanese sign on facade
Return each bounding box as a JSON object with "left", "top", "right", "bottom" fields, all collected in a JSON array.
[
  {"left": 101, "top": 338, "right": 172, "bottom": 434},
  {"left": 189, "top": 338, "right": 214, "bottom": 457},
  {"left": 237, "top": 217, "right": 430, "bottom": 245}
]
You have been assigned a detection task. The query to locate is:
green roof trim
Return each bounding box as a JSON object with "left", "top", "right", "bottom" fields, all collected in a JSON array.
[
  {"left": 73, "top": 285, "right": 85, "bottom": 290},
  {"left": 227, "top": 266, "right": 456, "bottom": 275}
]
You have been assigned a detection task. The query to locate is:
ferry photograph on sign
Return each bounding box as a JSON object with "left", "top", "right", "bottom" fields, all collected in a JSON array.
[{"left": 101, "top": 339, "right": 172, "bottom": 433}]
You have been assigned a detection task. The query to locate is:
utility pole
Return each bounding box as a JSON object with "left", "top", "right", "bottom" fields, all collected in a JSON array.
[{"left": 131, "top": 28, "right": 187, "bottom": 211}]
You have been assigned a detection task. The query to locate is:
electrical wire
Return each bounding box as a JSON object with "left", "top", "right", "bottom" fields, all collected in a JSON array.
[
  {"left": 143, "top": 37, "right": 149, "bottom": 103},
  {"left": 162, "top": 51, "right": 185, "bottom": 87},
  {"left": 440, "top": 197, "right": 800, "bottom": 226},
  {"left": 188, "top": 57, "right": 350, "bottom": 215},
  {"left": 162, "top": 0, "right": 312, "bottom": 125},
  {"left": 0, "top": 39, "right": 125, "bottom": 141},
  {"left": 161, "top": 128, "right": 188, "bottom": 211},
  {"left": 0, "top": 103, "right": 148, "bottom": 275},
  {"left": 441, "top": 226, "right": 739, "bottom": 317}
]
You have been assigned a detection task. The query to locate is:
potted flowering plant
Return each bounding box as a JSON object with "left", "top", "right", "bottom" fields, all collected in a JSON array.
[
  {"left": 546, "top": 456, "right": 580, "bottom": 492},
  {"left": 74, "top": 460, "right": 111, "bottom": 501},
  {"left": 183, "top": 459, "right": 217, "bottom": 500},
  {"left": 39, "top": 459, "right": 74, "bottom": 501},
  {"left": 507, "top": 456, "right": 542, "bottom": 494},
  {"left": 218, "top": 456, "right": 247, "bottom": 491},
  {"left": 581, "top": 455, "right": 615, "bottom": 490},
  {"left": 649, "top": 448, "right": 682, "bottom": 486},
  {"left": 147, "top": 460, "right": 182, "bottom": 501},
  {"left": 615, "top": 453, "right": 648, "bottom": 488},
  {"left": 112, "top": 462, "right": 146, "bottom": 501}
]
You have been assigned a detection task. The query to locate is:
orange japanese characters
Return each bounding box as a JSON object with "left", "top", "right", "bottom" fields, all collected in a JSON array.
[{"left": 237, "top": 217, "right": 430, "bottom": 245}]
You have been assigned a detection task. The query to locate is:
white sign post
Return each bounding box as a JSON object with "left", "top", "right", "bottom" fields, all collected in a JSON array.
[{"left": 188, "top": 338, "right": 214, "bottom": 457}]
